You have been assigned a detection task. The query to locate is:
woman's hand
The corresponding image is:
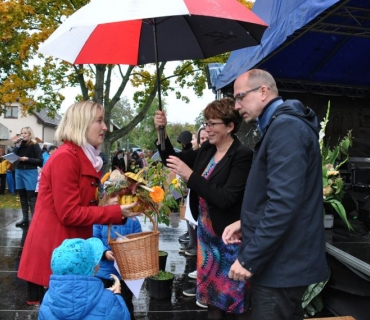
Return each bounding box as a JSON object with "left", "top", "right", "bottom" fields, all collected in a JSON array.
[
  {"left": 166, "top": 156, "right": 193, "bottom": 182},
  {"left": 154, "top": 110, "right": 167, "bottom": 130},
  {"left": 120, "top": 202, "right": 142, "bottom": 219},
  {"left": 18, "top": 156, "right": 28, "bottom": 162},
  {"left": 222, "top": 220, "right": 242, "bottom": 244}
]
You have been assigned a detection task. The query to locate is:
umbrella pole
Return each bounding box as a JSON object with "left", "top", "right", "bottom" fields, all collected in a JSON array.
[{"left": 153, "top": 20, "right": 165, "bottom": 151}]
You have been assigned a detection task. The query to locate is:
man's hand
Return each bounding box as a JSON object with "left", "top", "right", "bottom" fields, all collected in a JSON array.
[{"left": 228, "top": 259, "right": 253, "bottom": 281}]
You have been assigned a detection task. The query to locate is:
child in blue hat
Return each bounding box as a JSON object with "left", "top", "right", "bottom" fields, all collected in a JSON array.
[
  {"left": 38, "top": 238, "right": 130, "bottom": 320},
  {"left": 94, "top": 192, "right": 142, "bottom": 320}
]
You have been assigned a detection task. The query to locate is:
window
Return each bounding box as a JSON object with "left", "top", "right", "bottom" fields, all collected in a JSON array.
[{"left": 4, "top": 105, "right": 18, "bottom": 118}]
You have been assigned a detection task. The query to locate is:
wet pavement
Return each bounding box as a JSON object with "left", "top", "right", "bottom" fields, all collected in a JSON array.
[
  {"left": 0, "top": 208, "right": 336, "bottom": 319},
  {"left": 0, "top": 208, "right": 208, "bottom": 319}
]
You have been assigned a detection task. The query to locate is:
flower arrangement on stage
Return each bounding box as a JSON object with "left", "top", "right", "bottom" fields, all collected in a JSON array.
[
  {"left": 100, "top": 159, "right": 177, "bottom": 226},
  {"left": 319, "top": 101, "right": 353, "bottom": 230}
]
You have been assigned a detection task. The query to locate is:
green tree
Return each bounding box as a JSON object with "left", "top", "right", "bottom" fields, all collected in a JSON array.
[{"left": 0, "top": 0, "right": 229, "bottom": 173}]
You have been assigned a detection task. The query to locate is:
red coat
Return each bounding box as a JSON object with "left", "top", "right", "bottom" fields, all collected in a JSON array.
[{"left": 18, "top": 142, "right": 123, "bottom": 287}]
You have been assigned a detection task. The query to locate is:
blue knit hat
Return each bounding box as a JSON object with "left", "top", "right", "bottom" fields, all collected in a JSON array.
[{"left": 51, "top": 238, "right": 104, "bottom": 276}]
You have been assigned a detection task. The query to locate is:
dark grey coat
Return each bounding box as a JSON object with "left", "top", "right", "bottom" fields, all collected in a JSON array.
[{"left": 239, "top": 99, "right": 329, "bottom": 288}]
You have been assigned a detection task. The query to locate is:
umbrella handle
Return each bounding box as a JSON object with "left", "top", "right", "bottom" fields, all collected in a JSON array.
[{"left": 159, "top": 127, "right": 165, "bottom": 151}]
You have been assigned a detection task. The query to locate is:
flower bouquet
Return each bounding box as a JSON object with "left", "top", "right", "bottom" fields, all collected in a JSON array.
[
  {"left": 100, "top": 159, "right": 178, "bottom": 226},
  {"left": 319, "top": 101, "right": 353, "bottom": 230}
]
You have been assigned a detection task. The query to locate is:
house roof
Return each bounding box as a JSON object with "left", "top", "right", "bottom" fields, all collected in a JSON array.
[
  {"left": 215, "top": 0, "right": 370, "bottom": 98},
  {"left": 33, "top": 109, "right": 62, "bottom": 127}
]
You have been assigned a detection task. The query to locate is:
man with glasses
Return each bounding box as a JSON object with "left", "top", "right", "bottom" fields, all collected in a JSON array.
[{"left": 223, "top": 69, "right": 328, "bottom": 320}]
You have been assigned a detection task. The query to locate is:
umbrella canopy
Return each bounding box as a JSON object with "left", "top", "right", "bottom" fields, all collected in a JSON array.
[{"left": 38, "top": 0, "right": 267, "bottom": 65}]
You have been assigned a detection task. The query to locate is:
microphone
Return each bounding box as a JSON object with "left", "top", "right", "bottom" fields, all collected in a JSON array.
[{"left": 14, "top": 136, "right": 23, "bottom": 144}]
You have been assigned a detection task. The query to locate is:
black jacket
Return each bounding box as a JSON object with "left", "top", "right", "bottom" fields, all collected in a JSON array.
[
  {"left": 111, "top": 155, "right": 126, "bottom": 172},
  {"left": 14, "top": 141, "right": 43, "bottom": 170},
  {"left": 157, "top": 137, "right": 253, "bottom": 236}
]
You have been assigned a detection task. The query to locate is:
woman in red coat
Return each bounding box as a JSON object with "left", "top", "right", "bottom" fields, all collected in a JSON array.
[{"left": 17, "top": 101, "right": 139, "bottom": 305}]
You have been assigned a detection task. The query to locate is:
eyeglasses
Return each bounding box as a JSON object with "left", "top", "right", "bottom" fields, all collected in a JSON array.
[
  {"left": 234, "top": 86, "right": 261, "bottom": 103},
  {"left": 202, "top": 122, "right": 225, "bottom": 129}
]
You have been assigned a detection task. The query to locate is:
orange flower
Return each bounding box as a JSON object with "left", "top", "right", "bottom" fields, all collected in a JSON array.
[
  {"left": 150, "top": 186, "right": 165, "bottom": 203},
  {"left": 101, "top": 172, "right": 111, "bottom": 184}
]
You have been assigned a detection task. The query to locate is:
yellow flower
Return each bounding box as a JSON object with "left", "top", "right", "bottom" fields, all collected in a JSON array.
[
  {"left": 172, "top": 178, "right": 178, "bottom": 185},
  {"left": 327, "top": 170, "right": 339, "bottom": 176},
  {"left": 150, "top": 186, "right": 165, "bottom": 203}
]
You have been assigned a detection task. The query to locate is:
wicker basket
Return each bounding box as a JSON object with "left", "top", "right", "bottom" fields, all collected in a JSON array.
[{"left": 108, "top": 212, "right": 159, "bottom": 280}]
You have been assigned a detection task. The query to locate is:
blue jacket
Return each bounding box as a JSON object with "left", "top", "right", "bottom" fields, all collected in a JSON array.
[
  {"left": 239, "top": 98, "right": 329, "bottom": 288},
  {"left": 38, "top": 275, "right": 130, "bottom": 320},
  {"left": 93, "top": 219, "right": 142, "bottom": 280}
]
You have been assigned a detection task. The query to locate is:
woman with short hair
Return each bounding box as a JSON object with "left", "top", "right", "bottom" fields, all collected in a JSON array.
[
  {"left": 154, "top": 98, "right": 253, "bottom": 319},
  {"left": 18, "top": 101, "right": 140, "bottom": 305}
]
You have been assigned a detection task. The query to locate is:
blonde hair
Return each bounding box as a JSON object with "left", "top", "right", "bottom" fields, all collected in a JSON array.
[
  {"left": 21, "top": 127, "right": 37, "bottom": 145},
  {"left": 55, "top": 101, "right": 103, "bottom": 146}
]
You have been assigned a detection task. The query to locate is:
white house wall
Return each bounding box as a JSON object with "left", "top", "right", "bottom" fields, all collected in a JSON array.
[{"left": 0, "top": 103, "right": 58, "bottom": 145}]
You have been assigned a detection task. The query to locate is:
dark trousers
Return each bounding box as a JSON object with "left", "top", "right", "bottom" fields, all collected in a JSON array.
[
  {"left": 0, "top": 173, "right": 6, "bottom": 194},
  {"left": 99, "top": 278, "right": 135, "bottom": 320},
  {"left": 250, "top": 284, "right": 307, "bottom": 320},
  {"left": 27, "top": 281, "right": 46, "bottom": 304}
]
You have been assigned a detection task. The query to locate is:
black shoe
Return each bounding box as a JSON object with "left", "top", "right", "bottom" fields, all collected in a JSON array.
[
  {"left": 185, "top": 248, "right": 197, "bottom": 256},
  {"left": 183, "top": 287, "right": 196, "bottom": 297},
  {"left": 15, "top": 219, "right": 29, "bottom": 227},
  {"left": 178, "top": 232, "right": 189, "bottom": 241},
  {"left": 179, "top": 245, "right": 195, "bottom": 253},
  {"left": 179, "top": 234, "right": 190, "bottom": 244}
]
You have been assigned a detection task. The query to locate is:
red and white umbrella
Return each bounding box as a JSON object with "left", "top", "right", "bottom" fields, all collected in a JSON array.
[
  {"left": 38, "top": 0, "right": 267, "bottom": 148},
  {"left": 38, "top": 0, "right": 267, "bottom": 65}
]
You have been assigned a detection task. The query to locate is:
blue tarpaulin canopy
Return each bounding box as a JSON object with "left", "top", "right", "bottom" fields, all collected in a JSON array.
[{"left": 215, "top": 0, "right": 370, "bottom": 98}]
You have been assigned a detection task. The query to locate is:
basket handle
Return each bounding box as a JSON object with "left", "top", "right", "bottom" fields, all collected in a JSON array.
[{"left": 108, "top": 211, "right": 158, "bottom": 242}]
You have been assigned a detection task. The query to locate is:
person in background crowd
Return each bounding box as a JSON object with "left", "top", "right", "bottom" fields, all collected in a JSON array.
[
  {"left": 99, "top": 151, "right": 108, "bottom": 176},
  {"left": 13, "top": 127, "right": 43, "bottom": 227},
  {"left": 177, "top": 130, "right": 197, "bottom": 244},
  {"left": 197, "top": 126, "right": 209, "bottom": 146},
  {"left": 17, "top": 101, "right": 140, "bottom": 306},
  {"left": 177, "top": 130, "right": 193, "bottom": 151},
  {"left": 38, "top": 238, "right": 130, "bottom": 320},
  {"left": 41, "top": 144, "right": 48, "bottom": 154},
  {"left": 42, "top": 145, "right": 58, "bottom": 167},
  {"left": 223, "top": 69, "right": 328, "bottom": 320},
  {"left": 181, "top": 126, "right": 209, "bottom": 308},
  {"left": 191, "top": 133, "right": 199, "bottom": 150},
  {"left": 127, "top": 151, "right": 143, "bottom": 173},
  {"left": 0, "top": 146, "right": 12, "bottom": 195},
  {"left": 154, "top": 98, "right": 253, "bottom": 319},
  {"left": 139, "top": 152, "right": 148, "bottom": 167},
  {"left": 112, "top": 149, "right": 126, "bottom": 172},
  {"left": 94, "top": 193, "right": 142, "bottom": 320}
]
